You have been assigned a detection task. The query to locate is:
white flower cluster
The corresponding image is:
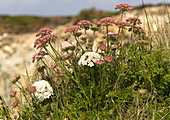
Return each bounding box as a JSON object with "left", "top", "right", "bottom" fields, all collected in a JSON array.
[
  {"left": 32, "top": 80, "right": 53, "bottom": 102},
  {"left": 78, "top": 52, "right": 101, "bottom": 67}
]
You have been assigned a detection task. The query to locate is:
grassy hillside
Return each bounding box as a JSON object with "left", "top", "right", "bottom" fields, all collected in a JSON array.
[
  {"left": 0, "top": 4, "right": 169, "bottom": 34},
  {"left": 0, "top": 16, "right": 72, "bottom": 34},
  {"left": 0, "top": 7, "right": 115, "bottom": 34}
]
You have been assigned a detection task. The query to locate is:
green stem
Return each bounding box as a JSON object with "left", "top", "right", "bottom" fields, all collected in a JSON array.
[
  {"left": 43, "top": 47, "right": 72, "bottom": 77},
  {"left": 106, "top": 25, "right": 110, "bottom": 54},
  {"left": 121, "top": 27, "right": 124, "bottom": 47},
  {"left": 74, "top": 35, "right": 85, "bottom": 53},
  {"left": 1, "top": 98, "right": 12, "bottom": 120},
  {"left": 49, "top": 42, "right": 72, "bottom": 68}
]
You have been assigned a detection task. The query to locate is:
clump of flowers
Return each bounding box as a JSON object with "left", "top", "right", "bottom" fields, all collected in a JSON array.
[
  {"left": 126, "top": 17, "right": 142, "bottom": 25},
  {"left": 32, "top": 51, "right": 48, "bottom": 63},
  {"left": 64, "top": 25, "right": 82, "bottom": 33},
  {"left": 36, "top": 28, "right": 53, "bottom": 37},
  {"left": 77, "top": 20, "right": 93, "bottom": 29},
  {"left": 97, "top": 17, "right": 115, "bottom": 26},
  {"left": 78, "top": 52, "right": 101, "bottom": 67},
  {"left": 34, "top": 34, "right": 58, "bottom": 49},
  {"left": 115, "top": 21, "right": 133, "bottom": 28},
  {"left": 133, "top": 27, "right": 146, "bottom": 34},
  {"left": 114, "top": 3, "right": 133, "bottom": 11},
  {"left": 31, "top": 80, "right": 53, "bottom": 102}
]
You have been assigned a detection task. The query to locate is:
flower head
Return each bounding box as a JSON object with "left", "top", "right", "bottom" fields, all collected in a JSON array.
[
  {"left": 96, "top": 60, "right": 104, "bottom": 65},
  {"left": 32, "top": 51, "right": 48, "bottom": 63},
  {"left": 34, "top": 34, "right": 58, "bottom": 49},
  {"left": 28, "top": 86, "right": 36, "bottom": 93},
  {"left": 115, "top": 21, "right": 133, "bottom": 28},
  {"left": 12, "top": 101, "right": 18, "bottom": 107},
  {"left": 10, "top": 92, "right": 16, "bottom": 97},
  {"left": 12, "top": 75, "right": 20, "bottom": 84},
  {"left": 78, "top": 52, "right": 101, "bottom": 67},
  {"left": 98, "top": 44, "right": 106, "bottom": 50},
  {"left": 104, "top": 56, "right": 113, "bottom": 62},
  {"left": 114, "top": 3, "right": 133, "bottom": 11},
  {"left": 32, "top": 80, "right": 53, "bottom": 102},
  {"left": 36, "top": 28, "right": 53, "bottom": 37},
  {"left": 77, "top": 20, "right": 93, "bottom": 29},
  {"left": 64, "top": 25, "right": 82, "bottom": 33},
  {"left": 133, "top": 27, "right": 146, "bottom": 34},
  {"left": 97, "top": 17, "right": 115, "bottom": 26},
  {"left": 126, "top": 17, "right": 142, "bottom": 25}
]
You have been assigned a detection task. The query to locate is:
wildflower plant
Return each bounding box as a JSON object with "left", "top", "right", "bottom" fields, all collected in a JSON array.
[{"left": 2, "top": 2, "right": 170, "bottom": 120}]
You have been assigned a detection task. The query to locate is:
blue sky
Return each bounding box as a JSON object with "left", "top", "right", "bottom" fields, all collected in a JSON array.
[{"left": 0, "top": 0, "right": 169, "bottom": 16}]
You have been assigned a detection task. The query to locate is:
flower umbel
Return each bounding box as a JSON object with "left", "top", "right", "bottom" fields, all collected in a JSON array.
[
  {"left": 115, "top": 21, "right": 133, "bottom": 28},
  {"left": 32, "top": 51, "right": 48, "bottom": 63},
  {"left": 32, "top": 80, "right": 53, "bottom": 102},
  {"left": 34, "top": 34, "right": 58, "bottom": 49},
  {"left": 78, "top": 52, "right": 101, "bottom": 67},
  {"left": 114, "top": 3, "right": 133, "bottom": 11},
  {"left": 64, "top": 25, "right": 82, "bottom": 33},
  {"left": 97, "top": 17, "right": 115, "bottom": 26},
  {"left": 133, "top": 27, "right": 146, "bottom": 34},
  {"left": 77, "top": 20, "right": 93, "bottom": 29},
  {"left": 126, "top": 17, "right": 142, "bottom": 25},
  {"left": 35, "top": 28, "right": 53, "bottom": 37}
]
